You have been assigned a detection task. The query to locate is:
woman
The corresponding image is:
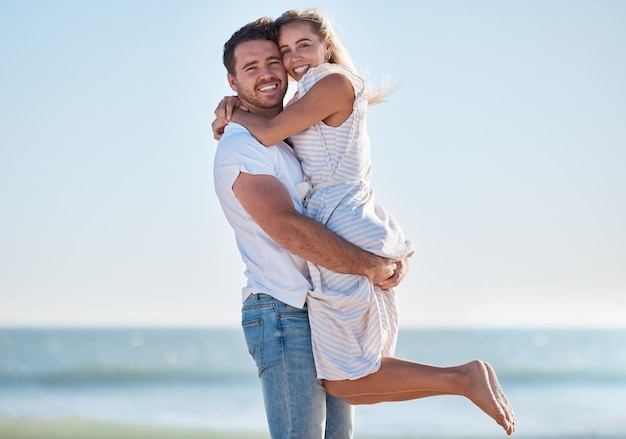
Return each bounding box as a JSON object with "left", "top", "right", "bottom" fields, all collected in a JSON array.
[{"left": 214, "top": 9, "right": 515, "bottom": 435}]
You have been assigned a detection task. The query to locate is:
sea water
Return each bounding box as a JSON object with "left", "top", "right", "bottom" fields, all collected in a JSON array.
[{"left": 0, "top": 327, "right": 625, "bottom": 438}]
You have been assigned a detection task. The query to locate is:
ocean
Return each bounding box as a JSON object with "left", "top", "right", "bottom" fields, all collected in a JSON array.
[{"left": 1, "top": 327, "right": 625, "bottom": 438}]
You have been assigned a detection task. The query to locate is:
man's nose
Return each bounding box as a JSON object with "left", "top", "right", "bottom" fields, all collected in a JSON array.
[{"left": 259, "top": 64, "right": 273, "bottom": 77}]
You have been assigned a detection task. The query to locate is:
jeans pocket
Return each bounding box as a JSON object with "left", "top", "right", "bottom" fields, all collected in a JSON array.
[{"left": 242, "top": 317, "right": 264, "bottom": 376}]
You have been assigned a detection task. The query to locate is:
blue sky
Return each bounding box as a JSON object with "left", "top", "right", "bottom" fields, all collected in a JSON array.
[{"left": 1, "top": 0, "right": 624, "bottom": 327}]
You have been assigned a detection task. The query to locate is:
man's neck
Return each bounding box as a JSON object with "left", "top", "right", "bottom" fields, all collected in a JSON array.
[
  {"left": 241, "top": 101, "right": 283, "bottom": 118},
  {"left": 257, "top": 107, "right": 283, "bottom": 118}
]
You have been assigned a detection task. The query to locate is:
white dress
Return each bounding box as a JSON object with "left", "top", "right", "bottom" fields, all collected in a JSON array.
[{"left": 292, "top": 64, "right": 415, "bottom": 380}]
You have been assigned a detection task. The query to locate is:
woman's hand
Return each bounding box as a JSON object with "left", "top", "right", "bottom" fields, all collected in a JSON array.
[
  {"left": 213, "top": 96, "right": 250, "bottom": 140},
  {"left": 211, "top": 117, "right": 228, "bottom": 140},
  {"left": 215, "top": 95, "right": 248, "bottom": 122}
]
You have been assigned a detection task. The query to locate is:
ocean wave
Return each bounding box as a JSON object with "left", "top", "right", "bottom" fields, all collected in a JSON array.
[
  {"left": 502, "top": 367, "right": 626, "bottom": 383},
  {"left": 1, "top": 364, "right": 624, "bottom": 387},
  {"left": 2, "top": 328, "right": 625, "bottom": 387},
  {"left": 0, "top": 366, "right": 257, "bottom": 385}
]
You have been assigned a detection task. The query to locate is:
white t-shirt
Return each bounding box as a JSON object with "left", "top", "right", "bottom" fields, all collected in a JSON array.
[{"left": 213, "top": 123, "right": 312, "bottom": 308}]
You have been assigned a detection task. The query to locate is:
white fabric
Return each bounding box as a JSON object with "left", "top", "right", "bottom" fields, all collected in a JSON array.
[
  {"left": 293, "top": 64, "right": 415, "bottom": 380},
  {"left": 213, "top": 123, "right": 312, "bottom": 308}
]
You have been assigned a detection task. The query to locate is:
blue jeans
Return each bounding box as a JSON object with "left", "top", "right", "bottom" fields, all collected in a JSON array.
[{"left": 242, "top": 293, "right": 354, "bottom": 439}]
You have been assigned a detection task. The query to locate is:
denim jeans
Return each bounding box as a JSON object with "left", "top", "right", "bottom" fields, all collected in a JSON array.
[{"left": 242, "top": 293, "right": 354, "bottom": 439}]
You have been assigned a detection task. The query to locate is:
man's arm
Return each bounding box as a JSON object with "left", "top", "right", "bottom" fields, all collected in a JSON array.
[{"left": 233, "top": 172, "right": 398, "bottom": 285}]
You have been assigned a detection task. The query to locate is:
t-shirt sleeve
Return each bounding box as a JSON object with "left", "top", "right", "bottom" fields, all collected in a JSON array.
[{"left": 214, "top": 124, "right": 276, "bottom": 193}]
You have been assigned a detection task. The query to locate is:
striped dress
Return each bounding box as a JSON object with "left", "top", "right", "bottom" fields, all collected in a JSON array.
[{"left": 292, "top": 63, "right": 415, "bottom": 380}]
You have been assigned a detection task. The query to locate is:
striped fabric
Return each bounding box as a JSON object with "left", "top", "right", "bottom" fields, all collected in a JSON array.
[{"left": 291, "top": 64, "right": 414, "bottom": 380}]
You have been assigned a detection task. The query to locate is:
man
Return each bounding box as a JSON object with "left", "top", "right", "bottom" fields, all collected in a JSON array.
[{"left": 213, "top": 18, "right": 406, "bottom": 439}]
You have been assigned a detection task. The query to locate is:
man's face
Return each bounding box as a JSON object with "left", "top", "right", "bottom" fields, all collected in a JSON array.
[{"left": 228, "top": 39, "right": 288, "bottom": 113}]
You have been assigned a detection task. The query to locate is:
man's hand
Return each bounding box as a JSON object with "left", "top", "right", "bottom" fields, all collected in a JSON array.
[
  {"left": 376, "top": 256, "right": 410, "bottom": 290},
  {"left": 365, "top": 257, "right": 397, "bottom": 286}
]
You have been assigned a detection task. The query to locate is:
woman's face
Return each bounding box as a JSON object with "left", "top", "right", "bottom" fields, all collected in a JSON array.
[{"left": 278, "top": 21, "right": 331, "bottom": 81}]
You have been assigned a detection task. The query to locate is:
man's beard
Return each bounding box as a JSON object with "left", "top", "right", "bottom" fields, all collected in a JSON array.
[{"left": 237, "top": 79, "right": 285, "bottom": 110}]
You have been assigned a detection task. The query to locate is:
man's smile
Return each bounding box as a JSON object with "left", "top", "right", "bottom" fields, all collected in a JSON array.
[{"left": 258, "top": 83, "right": 279, "bottom": 92}]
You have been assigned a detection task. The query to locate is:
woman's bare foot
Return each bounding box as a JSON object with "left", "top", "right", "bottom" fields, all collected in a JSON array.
[
  {"left": 484, "top": 361, "right": 516, "bottom": 433},
  {"left": 462, "top": 360, "right": 513, "bottom": 435}
]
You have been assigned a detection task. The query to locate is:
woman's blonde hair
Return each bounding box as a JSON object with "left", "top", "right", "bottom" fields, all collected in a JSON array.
[{"left": 275, "top": 9, "right": 394, "bottom": 105}]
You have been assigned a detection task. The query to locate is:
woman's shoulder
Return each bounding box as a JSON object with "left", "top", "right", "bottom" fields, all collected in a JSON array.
[{"left": 300, "top": 63, "right": 365, "bottom": 94}]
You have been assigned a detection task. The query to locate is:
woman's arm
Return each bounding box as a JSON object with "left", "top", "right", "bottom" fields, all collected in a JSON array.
[{"left": 225, "top": 73, "right": 355, "bottom": 146}]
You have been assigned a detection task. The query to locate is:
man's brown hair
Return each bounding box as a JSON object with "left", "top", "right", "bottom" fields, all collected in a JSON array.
[{"left": 223, "top": 17, "right": 278, "bottom": 75}]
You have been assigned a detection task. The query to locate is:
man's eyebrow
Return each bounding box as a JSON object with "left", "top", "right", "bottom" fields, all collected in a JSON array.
[
  {"left": 241, "top": 55, "right": 281, "bottom": 70},
  {"left": 241, "top": 60, "right": 258, "bottom": 70}
]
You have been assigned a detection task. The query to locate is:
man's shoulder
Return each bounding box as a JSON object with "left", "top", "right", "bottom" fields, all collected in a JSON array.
[
  {"left": 219, "top": 123, "right": 258, "bottom": 145},
  {"left": 216, "top": 124, "right": 264, "bottom": 158},
  {"left": 217, "top": 123, "right": 293, "bottom": 160}
]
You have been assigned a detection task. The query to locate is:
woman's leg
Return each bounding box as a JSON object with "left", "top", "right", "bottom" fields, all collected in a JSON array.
[{"left": 323, "top": 358, "right": 515, "bottom": 435}]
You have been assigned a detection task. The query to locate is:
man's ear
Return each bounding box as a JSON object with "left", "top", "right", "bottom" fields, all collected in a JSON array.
[{"left": 227, "top": 73, "right": 238, "bottom": 92}]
